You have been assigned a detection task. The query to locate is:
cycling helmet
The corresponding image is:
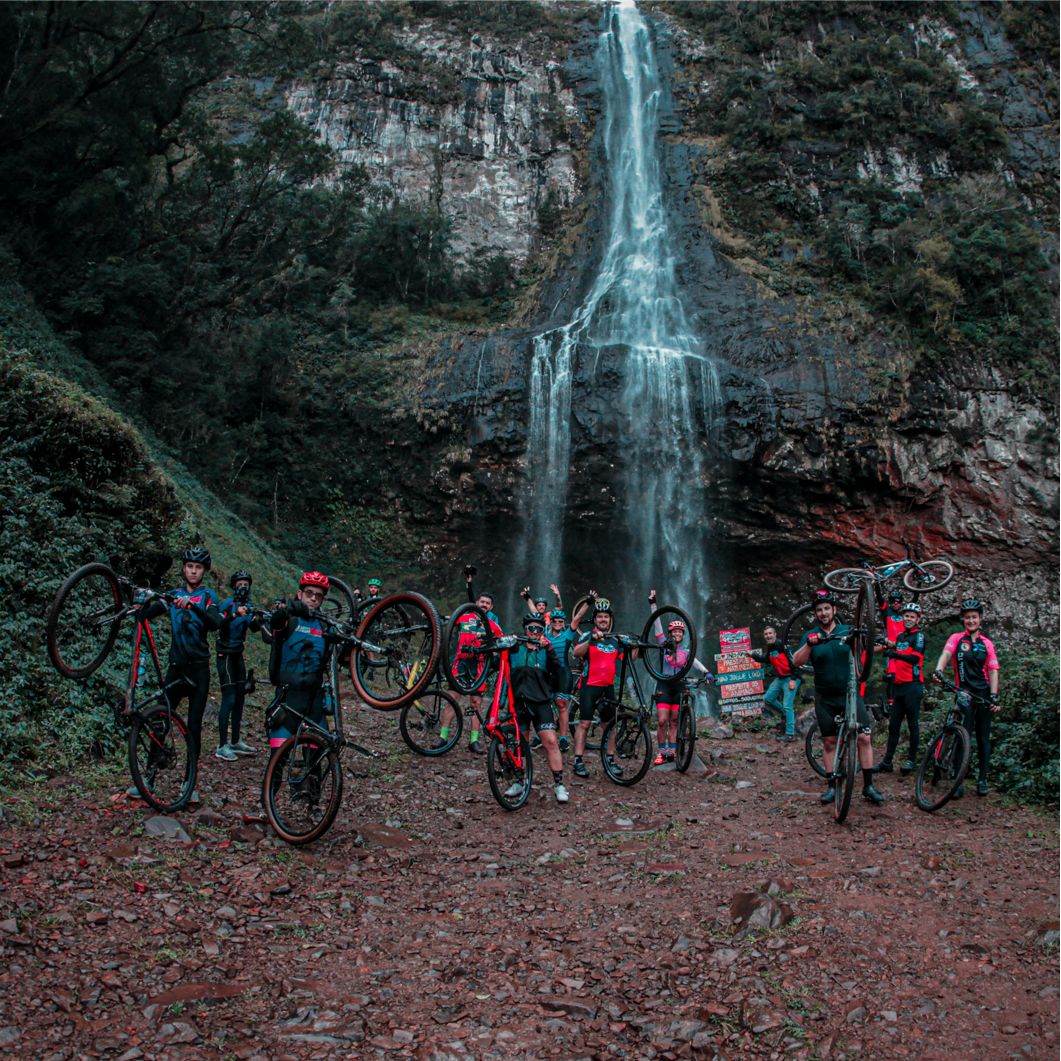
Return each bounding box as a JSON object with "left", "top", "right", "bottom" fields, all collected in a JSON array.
[
  {"left": 534, "top": 597, "right": 547, "bottom": 605},
  {"left": 299, "top": 571, "right": 330, "bottom": 593},
  {"left": 367, "top": 578, "right": 381, "bottom": 587},
  {"left": 181, "top": 546, "right": 211, "bottom": 570},
  {"left": 550, "top": 609, "right": 567, "bottom": 622},
  {"left": 812, "top": 589, "right": 836, "bottom": 607},
  {"left": 667, "top": 619, "right": 686, "bottom": 632},
  {"left": 593, "top": 598, "right": 612, "bottom": 613},
  {"left": 960, "top": 598, "right": 983, "bottom": 614},
  {"left": 902, "top": 601, "right": 922, "bottom": 615},
  {"left": 887, "top": 590, "right": 904, "bottom": 603},
  {"left": 522, "top": 614, "right": 545, "bottom": 630},
  {"left": 230, "top": 569, "right": 252, "bottom": 587}
]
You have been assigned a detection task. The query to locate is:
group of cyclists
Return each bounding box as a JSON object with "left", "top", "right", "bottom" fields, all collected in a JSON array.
[{"left": 127, "top": 546, "right": 1002, "bottom": 812}]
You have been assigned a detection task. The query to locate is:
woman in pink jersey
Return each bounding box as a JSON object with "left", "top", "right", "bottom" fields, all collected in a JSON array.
[{"left": 932, "top": 598, "right": 1000, "bottom": 798}]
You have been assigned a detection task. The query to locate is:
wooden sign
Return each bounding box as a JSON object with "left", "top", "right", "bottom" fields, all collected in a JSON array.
[
  {"left": 720, "top": 679, "right": 765, "bottom": 700},
  {"left": 723, "top": 701, "right": 763, "bottom": 718},
  {"left": 719, "top": 628, "right": 752, "bottom": 653},
  {"left": 716, "top": 668, "right": 763, "bottom": 685},
  {"left": 714, "top": 653, "right": 757, "bottom": 672}
]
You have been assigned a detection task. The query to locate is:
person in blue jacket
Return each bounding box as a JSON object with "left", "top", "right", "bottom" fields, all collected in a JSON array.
[{"left": 215, "top": 569, "right": 264, "bottom": 762}]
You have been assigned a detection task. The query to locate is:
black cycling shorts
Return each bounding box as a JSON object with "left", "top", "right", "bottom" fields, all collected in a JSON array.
[
  {"left": 814, "top": 688, "right": 872, "bottom": 738},
  {"left": 516, "top": 697, "right": 557, "bottom": 734},
  {"left": 654, "top": 681, "right": 686, "bottom": 707},
  {"left": 578, "top": 683, "right": 617, "bottom": 725}
]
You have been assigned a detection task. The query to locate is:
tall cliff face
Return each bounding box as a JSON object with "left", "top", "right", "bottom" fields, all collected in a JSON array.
[{"left": 287, "top": 3, "right": 1058, "bottom": 641}]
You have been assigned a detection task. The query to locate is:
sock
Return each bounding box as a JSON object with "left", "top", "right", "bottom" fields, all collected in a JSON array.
[
  {"left": 439, "top": 727, "right": 450, "bottom": 739},
  {"left": 469, "top": 730, "right": 479, "bottom": 742},
  {"left": 863, "top": 768, "right": 874, "bottom": 788},
  {"left": 552, "top": 770, "right": 563, "bottom": 784},
  {"left": 574, "top": 755, "right": 583, "bottom": 763}
]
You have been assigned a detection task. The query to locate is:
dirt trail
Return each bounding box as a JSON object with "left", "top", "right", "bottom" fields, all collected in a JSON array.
[{"left": 0, "top": 709, "right": 1056, "bottom": 1061}]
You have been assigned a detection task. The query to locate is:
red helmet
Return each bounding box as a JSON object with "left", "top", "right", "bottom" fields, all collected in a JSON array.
[
  {"left": 299, "top": 571, "right": 329, "bottom": 592},
  {"left": 667, "top": 619, "right": 686, "bottom": 631}
]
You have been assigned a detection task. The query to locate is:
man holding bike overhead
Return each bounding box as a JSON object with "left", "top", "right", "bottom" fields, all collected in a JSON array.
[
  {"left": 791, "top": 590, "right": 884, "bottom": 806},
  {"left": 131, "top": 546, "right": 220, "bottom": 803},
  {"left": 459, "top": 566, "right": 503, "bottom": 754},
  {"left": 932, "top": 599, "right": 1000, "bottom": 797},
  {"left": 876, "top": 602, "right": 926, "bottom": 776}
]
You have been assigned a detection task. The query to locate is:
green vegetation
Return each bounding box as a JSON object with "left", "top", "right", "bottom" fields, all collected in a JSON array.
[{"left": 657, "top": 0, "right": 1057, "bottom": 380}]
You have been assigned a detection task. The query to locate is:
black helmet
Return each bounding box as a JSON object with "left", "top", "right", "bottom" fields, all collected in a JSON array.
[
  {"left": 593, "top": 598, "right": 613, "bottom": 614},
  {"left": 522, "top": 614, "right": 546, "bottom": 629},
  {"left": 812, "top": 589, "right": 836, "bottom": 607},
  {"left": 181, "top": 546, "right": 211, "bottom": 570},
  {"left": 230, "top": 569, "right": 252, "bottom": 587},
  {"left": 887, "top": 590, "right": 904, "bottom": 603},
  {"left": 960, "top": 598, "right": 983, "bottom": 614}
]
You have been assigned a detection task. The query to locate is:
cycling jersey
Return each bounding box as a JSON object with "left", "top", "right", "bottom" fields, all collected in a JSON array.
[
  {"left": 943, "top": 631, "right": 998, "bottom": 694},
  {"left": 887, "top": 628, "right": 925, "bottom": 684},
  {"left": 880, "top": 606, "right": 904, "bottom": 674},
  {"left": 218, "top": 597, "right": 261, "bottom": 654},
  {"left": 798, "top": 624, "right": 852, "bottom": 695},
  {"left": 509, "top": 640, "right": 560, "bottom": 704},
  {"left": 143, "top": 586, "right": 220, "bottom": 666},
  {"left": 576, "top": 631, "right": 624, "bottom": 687},
  {"left": 270, "top": 608, "right": 328, "bottom": 692},
  {"left": 752, "top": 644, "right": 795, "bottom": 678}
]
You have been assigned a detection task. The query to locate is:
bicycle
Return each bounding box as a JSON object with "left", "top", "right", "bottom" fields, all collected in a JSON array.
[
  {"left": 262, "top": 602, "right": 441, "bottom": 843},
  {"left": 397, "top": 673, "right": 464, "bottom": 757},
  {"left": 914, "top": 674, "right": 974, "bottom": 812},
  {"left": 45, "top": 563, "right": 209, "bottom": 811},
  {"left": 675, "top": 675, "right": 712, "bottom": 773},
  {"left": 784, "top": 581, "right": 876, "bottom": 823},
  {"left": 440, "top": 606, "right": 539, "bottom": 810},
  {"left": 804, "top": 691, "right": 888, "bottom": 780},
  {"left": 823, "top": 536, "right": 954, "bottom": 597}
]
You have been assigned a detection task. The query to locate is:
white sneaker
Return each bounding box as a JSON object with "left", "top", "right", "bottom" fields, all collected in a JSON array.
[
  {"left": 186, "top": 790, "right": 201, "bottom": 806},
  {"left": 231, "top": 739, "right": 256, "bottom": 755},
  {"left": 215, "top": 744, "right": 238, "bottom": 761},
  {"left": 554, "top": 783, "right": 570, "bottom": 804},
  {"left": 503, "top": 782, "right": 524, "bottom": 798}
]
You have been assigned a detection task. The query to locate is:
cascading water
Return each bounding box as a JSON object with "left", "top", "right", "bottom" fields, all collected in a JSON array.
[{"left": 521, "top": 0, "right": 721, "bottom": 614}]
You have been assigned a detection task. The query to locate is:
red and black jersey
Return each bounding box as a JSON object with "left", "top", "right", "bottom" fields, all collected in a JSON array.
[
  {"left": 887, "top": 628, "right": 925, "bottom": 684},
  {"left": 576, "top": 631, "right": 624, "bottom": 687},
  {"left": 753, "top": 644, "right": 794, "bottom": 678},
  {"left": 881, "top": 606, "right": 905, "bottom": 673}
]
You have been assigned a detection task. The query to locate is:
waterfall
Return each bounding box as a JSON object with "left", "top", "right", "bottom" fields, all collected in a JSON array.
[{"left": 522, "top": 0, "right": 720, "bottom": 613}]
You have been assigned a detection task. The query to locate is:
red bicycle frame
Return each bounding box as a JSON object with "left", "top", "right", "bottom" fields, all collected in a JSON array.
[{"left": 481, "top": 646, "right": 525, "bottom": 772}]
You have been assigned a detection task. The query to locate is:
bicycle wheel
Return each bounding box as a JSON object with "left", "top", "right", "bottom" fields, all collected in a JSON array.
[
  {"left": 486, "top": 732, "right": 533, "bottom": 810},
  {"left": 782, "top": 603, "right": 815, "bottom": 657},
  {"left": 351, "top": 592, "right": 442, "bottom": 709},
  {"left": 853, "top": 581, "right": 875, "bottom": 683},
  {"left": 399, "top": 689, "right": 463, "bottom": 756},
  {"left": 264, "top": 733, "right": 344, "bottom": 845},
  {"left": 903, "top": 559, "right": 955, "bottom": 594},
  {"left": 822, "top": 568, "right": 870, "bottom": 593},
  {"left": 675, "top": 701, "right": 695, "bottom": 773},
  {"left": 601, "top": 711, "right": 652, "bottom": 786},
  {"left": 834, "top": 727, "right": 857, "bottom": 823},
  {"left": 321, "top": 577, "right": 357, "bottom": 623},
  {"left": 640, "top": 606, "right": 697, "bottom": 682},
  {"left": 46, "top": 563, "right": 124, "bottom": 679},
  {"left": 915, "top": 724, "right": 971, "bottom": 812},
  {"left": 805, "top": 719, "right": 827, "bottom": 779},
  {"left": 128, "top": 704, "right": 196, "bottom": 812},
  {"left": 440, "top": 603, "right": 494, "bottom": 696}
]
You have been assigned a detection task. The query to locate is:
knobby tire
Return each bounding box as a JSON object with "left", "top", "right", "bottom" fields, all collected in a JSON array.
[
  {"left": 486, "top": 733, "right": 532, "bottom": 810},
  {"left": 903, "top": 559, "right": 955, "bottom": 594},
  {"left": 399, "top": 689, "right": 463, "bottom": 756},
  {"left": 601, "top": 713, "right": 652, "bottom": 787},
  {"left": 915, "top": 723, "right": 972, "bottom": 812},
  {"left": 264, "top": 734, "right": 344, "bottom": 845},
  {"left": 675, "top": 702, "right": 695, "bottom": 773},
  {"left": 834, "top": 728, "right": 857, "bottom": 823},
  {"left": 128, "top": 704, "right": 196, "bottom": 812},
  {"left": 46, "top": 563, "right": 124, "bottom": 680}
]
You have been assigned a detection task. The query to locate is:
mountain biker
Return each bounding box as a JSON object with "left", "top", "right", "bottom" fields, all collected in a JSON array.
[
  {"left": 880, "top": 589, "right": 906, "bottom": 717},
  {"left": 458, "top": 567, "right": 503, "bottom": 755},
  {"left": 647, "top": 590, "right": 712, "bottom": 764},
  {"left": 265, "top": 572, "right": 332, "bottom": 751},
  {"left": 215, "top": 569, "right": 263, "bottom": 762},
  {"left": 570, "top": 598, "right": 637, "bottom": 778},
  {"left": 751, "top": 625, "right": 800, "bottom": 743},
  {"left": 521, "top": 583, "right": 562, "bottom": 621},
  {"left": 130, "top": 546, "right": 221, "bottom": 803},
  {"left": 508, "top": 614, "right": 569, "bottom": 803},
  {"left": 932, "top": 598, "right": 1000, "bottom": 798},
  {"left": 545, "top": 609, "right": 575, "bottom": 752},
  {"left": 876, "top": 602, "right": 926, "bottom": 776},
  {"left": 790, "top": 590, "right": 884, "bottom": 805}
]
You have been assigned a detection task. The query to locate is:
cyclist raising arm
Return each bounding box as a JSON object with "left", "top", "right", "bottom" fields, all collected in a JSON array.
[
  {"left": 132, "top": 547, "right": 221, "bottom": 804},
  {"left": 791, "top": 590, "right": 883, "bottom": 806},
  {"left": 876, "top": 602, "right": 926, "bottom": 776},
  {"left": 932, "top": 598, "right": 1000, "bottom": 797}
]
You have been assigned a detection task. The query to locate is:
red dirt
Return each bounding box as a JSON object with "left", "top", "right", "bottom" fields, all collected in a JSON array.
[{"left": 1, "top": 710, "right": 1057, "bottom": 1061}]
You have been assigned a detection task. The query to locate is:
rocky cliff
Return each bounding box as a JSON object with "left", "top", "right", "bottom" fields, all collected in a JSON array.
[{"left": 287, "top": 2, "right": 1058, "bottom": 642}]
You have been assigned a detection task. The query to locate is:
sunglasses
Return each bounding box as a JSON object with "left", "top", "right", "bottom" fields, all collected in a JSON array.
[{"left": 301, "top": 588, "right": 326, "bottom": 601}]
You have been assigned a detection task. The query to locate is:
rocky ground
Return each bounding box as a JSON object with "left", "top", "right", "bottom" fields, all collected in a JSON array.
[{"left": 1, "top": 700, "right": 1057, "bottom": 1061}]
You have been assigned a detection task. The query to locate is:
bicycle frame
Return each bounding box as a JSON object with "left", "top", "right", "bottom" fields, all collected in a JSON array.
[{"left": 482, "top": 646, "right": 526, "bottom": 771}]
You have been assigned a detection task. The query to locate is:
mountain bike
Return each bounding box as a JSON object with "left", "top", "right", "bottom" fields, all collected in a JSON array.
[
  {"left": 675, "top": 675, "right": 712, "bottom": 773},
  {"left": 914, "top": 674, "right": 974, "bottom": 813},
  {"left": 262, "top": 603, "right": 439, "bottom": 844},
  {"left": 823, "top": 536, "right": 954, "bottom": 597},
  {"left": 805, "top": 690, "right": 888, "bottom": 779},
  {"left": 45, "top": 563, "right": 201, "bottom": 810},
  {"left": 397, "top": 676, "right": 464, "bottom": 756}
]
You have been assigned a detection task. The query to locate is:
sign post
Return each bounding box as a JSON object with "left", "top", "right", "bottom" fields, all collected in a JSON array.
[{"left": 715, "top": 628, "right": 763, "bottom": 718}]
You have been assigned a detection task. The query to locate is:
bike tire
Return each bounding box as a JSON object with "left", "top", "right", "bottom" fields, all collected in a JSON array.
[
  {"left": 675, "top": 701, "right": 695, "bottom": 773},
  {"left": 128, "top": 704, "right": 196, "bottom": 813},
  {"left": 399, "top": 689, "right": 463, "bottom": 756},
  {"left": 351, "top": 592, "right": 442, "bottom": 710},
  {"left": 486, "top": 732, "right": 533, "bottom": 810},
  {"left": 915, "top": 723, "right": 972, "bottom": 812},
  {"left": 600, "top": 713, "right": 652, "bottom": 787},
  {"left": 640, "top": 606, "right": 697, "bottom": 683},
  {"left": 782, "top": 603, "right": 815, "bottom": 658},
  {"left": 322, "top": 577, "right": 358, "bottom": 622},
  {"left": 822, "top": 568, "right": 869, "bottom": 593},
  {"left": 440, "top": 603, "right": 494, "bottom": 696},
  {"left": 263, "top": 733, "right": 344, "bottom": 845},
  {"left": 853, "top": 581, "right": 875, "bottom": 683},
  {"left": 834, "top": 727, "right": 857, "bottom": 823},
  {"left": 805, "top": 719, "right": 827, "bottom": 779},
  {"left": 46, "top": 563, "right": 125, "bottom": 680},
  {"left": 903, "top": 559, "right": 955, "bottom": 594}
]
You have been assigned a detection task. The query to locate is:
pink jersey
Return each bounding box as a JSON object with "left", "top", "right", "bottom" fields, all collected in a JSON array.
[{"left": 944, "top": 631, "right": 999, "bottom": 692}]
